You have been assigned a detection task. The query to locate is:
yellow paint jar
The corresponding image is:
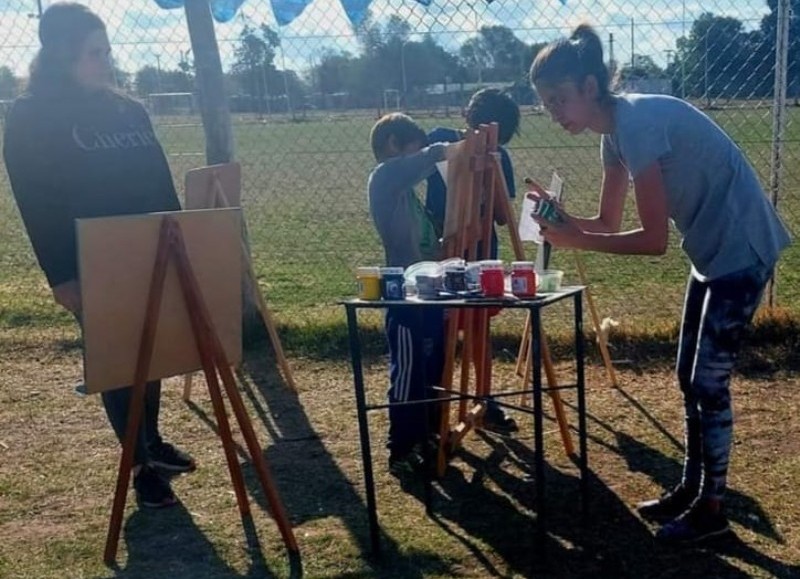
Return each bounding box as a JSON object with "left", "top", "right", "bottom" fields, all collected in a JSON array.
[{"left": 356, "top": 266, "right": 381, "bottom": 300}]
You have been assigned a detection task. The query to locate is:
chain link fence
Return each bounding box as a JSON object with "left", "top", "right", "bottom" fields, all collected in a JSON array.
[{"left": 1, "top": 0, "right": 798, "bottom": 337}]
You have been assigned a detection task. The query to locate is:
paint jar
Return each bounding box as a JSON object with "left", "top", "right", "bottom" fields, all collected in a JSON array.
[
  {"left": 465, "top": 262, "right": 482, "bottom": 290},
  {"left": 380, "top": 266, "right": 405, "bottom": 300},
  {"left": 443, "top": 264, "right": 467, "bottom": 293},
  {"left": 416, "top": 274, "right": 443, "bottom": 299},
  {"left": 480, "top": 260, "right": 505, "bottom": 298},
  {"left": 356, "top": 266, "right": 381, "bottom": 300},
  {"left": 511, "top": 261, "right": 537, "bottom": 298}
]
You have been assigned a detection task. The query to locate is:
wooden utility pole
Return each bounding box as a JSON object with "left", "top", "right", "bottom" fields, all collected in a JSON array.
[
  {"left": 183, "top": 0, "right": 262, "bottom": 340},
  {"left": 184, "top": 0, "right": 234, "bottom": 164}
]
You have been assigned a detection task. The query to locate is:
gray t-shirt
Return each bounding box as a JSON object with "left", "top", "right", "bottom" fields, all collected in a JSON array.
[
  {"left": 368, "top": 143, "right": 447, "bottom": 268},
  {"left": 601, "top": 93, "right": 791, "bottom": 280}
]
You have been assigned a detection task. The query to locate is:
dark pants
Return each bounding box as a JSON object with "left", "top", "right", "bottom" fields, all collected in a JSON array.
[
  {"left": 385, "top": 306, "right": 445, "bottom": 454},
  {"left": 75, "top": 314, "right": 161, "bottom": 466},
  {"left": 102, "top": 381, "right": 163, "bottom": 466},
  {"left": 676, "top": 263, "right": 771, "bottom": 500}
]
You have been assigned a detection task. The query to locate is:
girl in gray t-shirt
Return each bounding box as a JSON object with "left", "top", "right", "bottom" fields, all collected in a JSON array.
[{"left": 529, "top": 24, "right": 790, "bottom": 545}]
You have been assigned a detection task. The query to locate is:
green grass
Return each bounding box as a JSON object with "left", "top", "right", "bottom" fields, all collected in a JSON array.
[
  {"left": 1, "top": 106, "right": 799, "bottom": 578},
  {"left": 1, "top": 106, "right": 799, "bottom": 339}
]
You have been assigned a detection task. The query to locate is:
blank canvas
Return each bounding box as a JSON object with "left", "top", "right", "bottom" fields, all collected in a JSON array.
[
  {"left": 77, "top": 208, "right": 243, "bottom": 394},
  {"left": 185, "top": 162, "right": 241, "bottom": 209}
]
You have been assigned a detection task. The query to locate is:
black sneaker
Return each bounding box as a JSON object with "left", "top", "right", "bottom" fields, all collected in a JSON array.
[
  {"left": 656, "top": 501, "right": 731, "bottom": 544},
  {"left": 134, "top": 465, "right": 178, "bottom": 509},
  {"left": 481, "top": 402, "right": 518, "bottom": 435},
  {"left": 389, "top": 447, "right": 425, "bottom": 476},
  {"left": 637, "top": 485, "right": 699, "bottom": 524},
  {"left": 148, "top": 440, "right": 196, "bottom": 473}
]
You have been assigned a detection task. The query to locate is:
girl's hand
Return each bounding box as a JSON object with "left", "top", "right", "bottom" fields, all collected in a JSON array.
[
  {"left": 52, "top": 279, "right": 82, "bottom": 315},
  {"left": 535, "top": 212, "right": 585, "bottom": 249},
  {"left": 524, "top": 177, "right": 565, "bottom": 211},
  {"left": 525, "top": 186, "right": 584, "bottom": 249}
]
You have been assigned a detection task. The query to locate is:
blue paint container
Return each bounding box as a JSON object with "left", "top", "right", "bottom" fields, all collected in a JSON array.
[{"left": 380, "top": 267, "right": 405, "bottom": 300}]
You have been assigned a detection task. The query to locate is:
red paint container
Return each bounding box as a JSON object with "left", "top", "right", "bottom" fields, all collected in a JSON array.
[
  {"left": 511, "top": 261, "right": 537, "bottom": 298},
  {"left": 480, "top": 260, "right": 505, "bottom": 297}
]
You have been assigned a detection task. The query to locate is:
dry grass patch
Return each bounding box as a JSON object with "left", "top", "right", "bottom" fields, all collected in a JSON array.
[{"left": 0, "top": 325, "right": 798, "bottom": 578}]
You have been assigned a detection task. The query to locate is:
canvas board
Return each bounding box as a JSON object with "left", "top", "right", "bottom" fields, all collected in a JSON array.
[
  {"left": 77, "top": 208, "right": 243, "bottom": 393},
  {"left": 518, "top": 171, "right": 564, "bottom": 244},
  {"left": 185, "top": 162, "right": 241, "bottom": 209}
]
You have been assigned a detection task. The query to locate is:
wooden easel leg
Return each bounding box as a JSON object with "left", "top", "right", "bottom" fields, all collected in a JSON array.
[
  {"left": 104, "top": 219, "right": 173, "bottom": 565},
  {"left": 183, "top": 373, "right": 194, "bottom": 402},
  {"left": 540, "top": 331, "right": 575, "bottom": 458},
  {"left": 437, "top": 310, "right": 461, "bottom": 477},
  {"left": 103, "top": 382, "right": 147, "bottom": 565},
  {"left": 196, "top": 363, "right": 250, "bottom": 515},
  {"left": 247, "top": 261, "right": 297, "bottom": 391},
  {"left": 574, "top": 254, "right": 618, "bottom": 387},
  {"left": 216, "top": 364, "right": 299, "bottom": 553},
  {"left": 458, "top": 310, "right": 474, "bottom": 422},
  {"left": 516, "top": 312, "right": 531, "bottom": 379},
  {"left": 170, "top": 223, "right": 299, "bottom": 557},
  {"left": 518, "top": 324, "right": 575, "bottom": 457}
]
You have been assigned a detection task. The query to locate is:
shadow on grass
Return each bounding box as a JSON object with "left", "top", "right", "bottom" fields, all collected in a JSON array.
[
  {"left": 274, "top": 315, "right": 800, "bottom": 379},
  {"left": 565, "top": 383, "right": 796, "bottom": 579},
  {"left": 157, "top": 315, "right": 796, "bottom": 579},
  {"left": 102, "top": 503, "right": 276, "bottom": 578},
  {"left": 395, "top": 428, "right": 795, "bottom": 579},
  {"left": 239, "top": 347, "right": 452, "bottom": 578},
  {"left": 180, "top": 340, "right": 451, "bottom": 578}
]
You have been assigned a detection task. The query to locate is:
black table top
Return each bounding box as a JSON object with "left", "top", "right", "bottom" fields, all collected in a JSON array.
[{"left": 340, "top": 286, "right": 584, "bottom": 310}]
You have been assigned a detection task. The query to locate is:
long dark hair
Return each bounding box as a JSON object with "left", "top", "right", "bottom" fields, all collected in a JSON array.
[
  {"left": 530, "top": 24, "right": 612, "bottom": 102},
  {"left": 27, "top": 2, "right": 107, "bottom": 97}
]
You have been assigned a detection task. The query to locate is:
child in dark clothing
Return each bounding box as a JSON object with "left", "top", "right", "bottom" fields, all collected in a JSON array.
[
  {"left": 367, "top": 113, "right": 461, "bottom": 473},
  {"left": 425, "top": 88, "right": 522, "bottom": 434}
]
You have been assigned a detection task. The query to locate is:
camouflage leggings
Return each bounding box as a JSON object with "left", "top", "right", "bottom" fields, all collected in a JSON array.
[{"left": 677, "top": 263, "right": 772, "bottom": 500}]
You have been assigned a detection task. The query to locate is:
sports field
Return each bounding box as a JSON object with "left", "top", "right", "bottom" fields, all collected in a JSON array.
[
  {"left": 1, "top": 107, "right": 798, "bottom": 578},
  {"left": 2, "top": 106, "right": 798, "bottom": 339}
]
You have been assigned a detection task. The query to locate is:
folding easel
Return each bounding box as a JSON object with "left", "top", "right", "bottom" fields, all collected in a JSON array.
[
  {"left": 513, "top": 176, "right": 618, "bottom": 391},
  {"left": 183, "top": 163, "right": 297, "bottom": 400},
  {"left": 435, "top": 124, "right": 576, "bottom": 476},
  {"left": 102, "top": 216, "right": 299, "bottom": 567}
]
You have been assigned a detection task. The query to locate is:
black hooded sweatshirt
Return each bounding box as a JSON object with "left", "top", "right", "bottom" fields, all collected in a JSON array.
[{"left": 3, "top": 88, "right": 181, "bottom": 287}]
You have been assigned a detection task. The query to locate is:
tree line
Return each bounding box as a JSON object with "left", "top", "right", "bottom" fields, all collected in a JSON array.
[{"left": 0, "top": 2, "right": 795, "bottom": 109}]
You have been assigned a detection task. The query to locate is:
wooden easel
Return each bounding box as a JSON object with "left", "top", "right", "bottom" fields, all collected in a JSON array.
[
  {"left": 435, "top": 125, "right": 575, "bottom": 476},
  {"left": 183, "top": 164, "right": 296, "bottom": 400},
  {"left": 103, "top": 216, "right": 299, "bottom": 568},
  {"left": 513, "top": 176, "right": 618, "bottom": 391}
]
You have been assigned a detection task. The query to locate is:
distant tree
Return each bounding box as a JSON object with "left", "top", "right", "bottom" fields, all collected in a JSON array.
[
  {"left": 0, "top": 66, "right": 18, "bottom": 100},
  {"left": 620, "top": 55, "right": 664, "bottom": 80},
  {"left": 134, "top": 66, "right": 192, "bottom": 97},
  {"left": 675, "top": 13, "right": 751, "bottom": 99},
  {"left": 314, "top": 50, "right": 358, "bottom": 95},
  {"left": 761, "top": 0, "right": 800, "bottom": 100},
  {"left": 112, "top": 64, "right": 132, "bottom": 93},
  {"left": 135, "top": 66, "right": 160, "bottom": 96},
  {"left": 459, "top": 25, "right": 530, "bottom": 83},
  {"left": 230, "top": 23, "right": 281, "bottom": 109}
]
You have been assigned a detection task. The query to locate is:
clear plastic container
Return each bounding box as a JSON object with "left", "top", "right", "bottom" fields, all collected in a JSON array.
[{"left": 537, "top": 269, "right": 564, "bottom": 293}]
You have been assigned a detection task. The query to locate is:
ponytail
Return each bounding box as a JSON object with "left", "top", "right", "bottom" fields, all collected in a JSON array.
[{"left": 530, "top": 23, "right": 611, "bottom": 101}]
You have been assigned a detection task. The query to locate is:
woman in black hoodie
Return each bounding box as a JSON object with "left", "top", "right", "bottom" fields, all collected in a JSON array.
[{"left": 4, "top": 2, "right": 193, "bottom": 508}]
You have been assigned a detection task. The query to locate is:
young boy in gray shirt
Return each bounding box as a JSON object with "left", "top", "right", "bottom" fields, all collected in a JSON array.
[{"left": 367, "top": 113, "right": 460, "bottom": 474}]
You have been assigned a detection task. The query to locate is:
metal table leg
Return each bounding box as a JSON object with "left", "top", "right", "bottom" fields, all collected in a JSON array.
[{"left": 345, "top": 305, "right": 380, "bottom": 555}]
